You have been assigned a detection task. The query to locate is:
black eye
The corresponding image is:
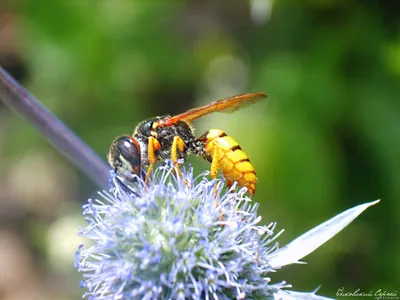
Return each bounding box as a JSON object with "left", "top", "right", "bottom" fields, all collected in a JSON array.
[
  {"left": 117, "top": 137, "right": 141, "bottom": 166},
  {"left": 108, "top": 136, "right": 142, "bottom": 177}
]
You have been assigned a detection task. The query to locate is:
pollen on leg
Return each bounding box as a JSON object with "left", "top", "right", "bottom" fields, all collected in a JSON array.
[
  {"left": 171, "top": 136, "right": 186, "bottom": 179},
  {"left": 145, "top": 137, "right": 161, "bottom": 184}
]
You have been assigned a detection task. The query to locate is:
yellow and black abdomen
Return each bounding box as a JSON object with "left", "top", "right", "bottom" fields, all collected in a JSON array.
[{"left": 202, "top": 129, "right": 257, "bottom": 195}]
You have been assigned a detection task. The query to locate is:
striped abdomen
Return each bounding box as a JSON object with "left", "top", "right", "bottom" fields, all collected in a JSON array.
[{"left": 202, "top": 129, "right": 257, "bottom": 195}]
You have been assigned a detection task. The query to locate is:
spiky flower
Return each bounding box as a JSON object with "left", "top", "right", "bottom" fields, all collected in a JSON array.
[{"left": 75, "top": 162, "right": 378, "bottom": 300}]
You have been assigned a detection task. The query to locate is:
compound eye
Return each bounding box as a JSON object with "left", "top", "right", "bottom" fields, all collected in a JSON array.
[
  {"left": 117, "top": 137, "right": 141, "bottom": 164},
  {"left": 108, "top": 136, "right": 142, "bottom": 179}
]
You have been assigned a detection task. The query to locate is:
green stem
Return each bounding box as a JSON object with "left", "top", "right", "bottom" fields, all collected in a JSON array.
[{"left": 0, "top": 66, "right": 109, "bottom": 188}]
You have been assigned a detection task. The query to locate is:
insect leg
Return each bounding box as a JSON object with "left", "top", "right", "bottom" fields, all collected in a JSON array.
[
  {"left": 171, "top": 135, "right": 186, "bottom": 177},
  {"left": 209, "top": 139, "right": 225, "bottom": 221},
  {"left": 210, "top": 139, "right": 219, "bottom": 180},
  {"left": 145, "top": 136, "right": 161, "bottom": 184}
]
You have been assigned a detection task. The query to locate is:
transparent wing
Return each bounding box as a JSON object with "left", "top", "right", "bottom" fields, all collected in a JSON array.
[{"left": 158, "top": 92, "right": 267, "bottom": 127}]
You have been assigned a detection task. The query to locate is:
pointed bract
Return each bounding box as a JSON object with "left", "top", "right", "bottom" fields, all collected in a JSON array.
[{"left": 267, "top": 200, "right": 380, "bottom": 268}]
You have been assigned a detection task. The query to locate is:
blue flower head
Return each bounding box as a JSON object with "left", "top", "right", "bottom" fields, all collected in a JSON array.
[{"left": 75, "top": 162, "right": 378, "bottom": 300}]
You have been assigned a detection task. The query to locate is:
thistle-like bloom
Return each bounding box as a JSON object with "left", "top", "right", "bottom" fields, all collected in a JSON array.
[{"left": 75, "top": 163, "right": 378, "bottom": 300}]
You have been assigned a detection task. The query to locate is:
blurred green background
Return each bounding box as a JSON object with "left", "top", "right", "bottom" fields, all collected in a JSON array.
[{"left": 0, "top": 0, "right": 399, "bottom": 299}]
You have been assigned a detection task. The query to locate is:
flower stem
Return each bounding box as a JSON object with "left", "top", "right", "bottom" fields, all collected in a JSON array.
[{"left": 0, "top": 66, "right": 109, "bottom": 188}]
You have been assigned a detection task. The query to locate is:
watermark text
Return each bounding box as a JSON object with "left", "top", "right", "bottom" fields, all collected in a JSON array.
[{"left": 337, "top": 287, "right": 398, "bottom": 299}]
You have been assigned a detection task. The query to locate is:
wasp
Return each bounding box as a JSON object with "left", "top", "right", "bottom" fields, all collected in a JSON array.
[{"left": 108, "top": 92, "right": 266, "bottom": 195}]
